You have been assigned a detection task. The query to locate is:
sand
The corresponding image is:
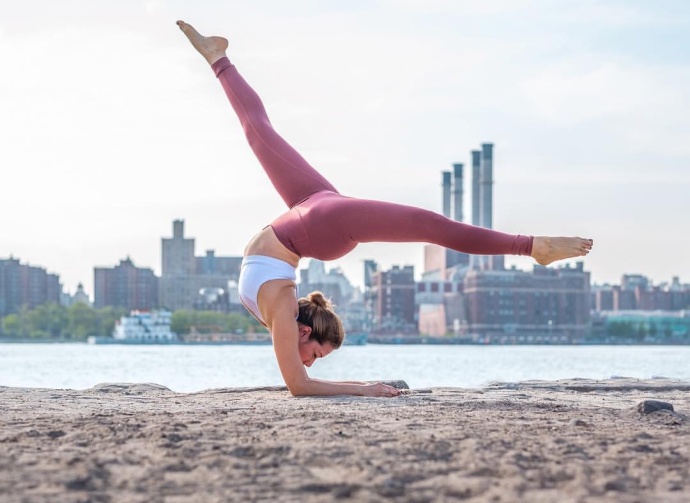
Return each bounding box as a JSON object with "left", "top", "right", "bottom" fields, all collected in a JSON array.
[{"left": 1, "top": 378, "right": 689, "bottom": 503}]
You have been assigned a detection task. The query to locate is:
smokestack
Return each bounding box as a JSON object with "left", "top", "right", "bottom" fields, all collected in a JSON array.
[
  {"left": 481, "top": 143, "right": 503, "bottom": 270},
  {"left": 452, "top": 163, "right": 463, "bottom": 222},
  {"left": 470, "top": 151, "right": 483, "bottom": 270},
  {"left": 471, "top": 151, "right": 481, "bottom": 227},
  {"left": 480, "top": 143, "right": 494, "bottom": 230},
  {"left": 442, "top": 171, "right": 452, "bottom": 218}
]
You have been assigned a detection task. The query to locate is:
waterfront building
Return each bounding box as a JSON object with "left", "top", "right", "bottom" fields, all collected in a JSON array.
[
  {"left": 416, "top": 261, "right": 592, "bottom": 342},
  {"left": 160, "top": 220, "right": 242, "bottom": 311},
  {"left": 592, "top": 275, "right": 690, "bottom": 312},
  {"left": 593, "top": 310, "right": 690, "bottom": 344},
  {"left": 592, "top": 284, "right": 614, "bottom": 311},
  {"left": 368, "top": 264, "right": 416, "bottom": 333},
  {"left": 94, "top": 257, "right": 159, "bottom": 310},
  {"left": 462, "top": 262, "right": 591, "bottom": 343},
  {"left": 416, "top": 274, "right": 465, "bottom": 337},
  {"left": 0, "top": 257, "right": 61, "bottom": 317}
]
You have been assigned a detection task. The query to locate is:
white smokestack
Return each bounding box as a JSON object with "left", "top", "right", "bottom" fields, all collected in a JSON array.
[
  {"left": 442, "top": 171, "right": 452, "bottom": 218},
  {"left": 452, "top": 163, "right": 463, "bottom": 222},
  {"left": 471, "top": 151, "right": 481, "bottom": 226},
  {"left": 480, "top": 143, "right": 494, "bottom": 230}
]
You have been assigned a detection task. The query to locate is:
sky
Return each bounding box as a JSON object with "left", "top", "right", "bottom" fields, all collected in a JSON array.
[{"left": 1, "top": 0, "right": 689, "bottom": 296}]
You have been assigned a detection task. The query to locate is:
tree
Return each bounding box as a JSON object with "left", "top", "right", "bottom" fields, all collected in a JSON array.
[
  {"left": 170, "top": 310, "right": 266, "bottom": 335},
  {"left": 2, "top": 314, "right": 26, "bottom": 338},
  {"left": 67, "top": 303, "right": 99, "bottom": 339},
  {"left": 27, "top": 304, "right": 68, "bottom": 338},
  {"left": 171, "top": 310, "right": 194, "bottom": 335},
  {"left": 94, "top": 306, "right": 127, "bottom": 337}
]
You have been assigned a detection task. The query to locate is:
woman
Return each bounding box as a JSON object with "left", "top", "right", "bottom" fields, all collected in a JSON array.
[{"left": 176, "top": 21, "right": 593, "bottom": 397}]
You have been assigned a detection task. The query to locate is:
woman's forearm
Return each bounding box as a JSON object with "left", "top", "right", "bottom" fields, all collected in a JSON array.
[
  {"left": 287, "top": 377, "right": 400, "bottom": 397},
  {"left": 288, "top": 377, "right": 365, "bottom": 397}
]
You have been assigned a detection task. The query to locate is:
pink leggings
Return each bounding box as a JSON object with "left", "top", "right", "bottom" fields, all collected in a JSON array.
[{"left": 212, "top": 57, "right": 533, "bottom": 261}]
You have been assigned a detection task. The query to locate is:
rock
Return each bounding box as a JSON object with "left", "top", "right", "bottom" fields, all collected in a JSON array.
[
  {"left": 637, "top": 400, "right": 674, "bottom": 414},
  {"left": 90, "top": 383, "right": 172, "bottom": 394}
]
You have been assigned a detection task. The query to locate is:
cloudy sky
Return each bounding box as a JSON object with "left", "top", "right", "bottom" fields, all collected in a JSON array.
[{"left": 1, "top": 0, "right": 688, "bottom": 295}]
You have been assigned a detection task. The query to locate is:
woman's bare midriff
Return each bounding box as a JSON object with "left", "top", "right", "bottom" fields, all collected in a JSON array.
[{"left": 244, "top": 225, "right": 300, "bottom": 268}]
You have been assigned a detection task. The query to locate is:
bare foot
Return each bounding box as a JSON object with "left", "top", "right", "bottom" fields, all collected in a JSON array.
[
  {"left": 176, "top": 20, "right": 229, "bottom": 66},
  {"left": 531, "top": 236, "right": 593, "bottom": 266}
]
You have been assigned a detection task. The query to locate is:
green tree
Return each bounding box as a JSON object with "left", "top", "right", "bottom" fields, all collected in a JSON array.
[
  {"left": 226, "top": 312, "right": 254, "bottom": 332},
  {"left": 67, "top": 303, "right": 99, "bottom": 339},
  {"left": 27, "top": 304, "right": 68, "bottom": 338},
  {"left": 2, "top": 314, "right": 26, "bottom": 338},
  {"left": 171, "top": 310, "right": 194, "bottom": 335},
  {"left": 170, "top": 310, "right": 266, "bottom": 335},
  {"left": 94, "top": 306, "right": 127, "bottom": 336}
]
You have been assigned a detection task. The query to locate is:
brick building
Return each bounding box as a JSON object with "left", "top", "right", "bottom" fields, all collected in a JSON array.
[
  {"left": 368, "top": 265, "right": 416, "bottom": 332},
  {"left": 0, "top": 257, "right": 61, "bottom": 316},
  {"left": 94, "top": 257, "right": 159, "bottom": 310},
  {"left": 462, "top": 262, "right": 591, "bottom": 343},
  {"left": 593, "top": 275, "right": 690, "bottom": 312}
]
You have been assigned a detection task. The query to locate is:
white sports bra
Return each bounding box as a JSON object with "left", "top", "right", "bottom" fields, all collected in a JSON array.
[{"left": 238, "top": 255, "right": 297, "bottom": 325}]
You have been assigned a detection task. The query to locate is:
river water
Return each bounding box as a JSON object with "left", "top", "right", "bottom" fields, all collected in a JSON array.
[{"left": 1, "top": 343, "right": 689, "bottom": 392}]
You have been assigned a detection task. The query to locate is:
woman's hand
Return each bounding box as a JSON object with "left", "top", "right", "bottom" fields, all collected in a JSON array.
[{"left": 360, "top": 382, "right": 402, "bottom": 397}]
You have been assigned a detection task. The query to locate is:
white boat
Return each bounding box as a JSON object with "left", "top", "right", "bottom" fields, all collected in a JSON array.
[{"left": 88, "top": 310, "right": 177, "bottom": 344}]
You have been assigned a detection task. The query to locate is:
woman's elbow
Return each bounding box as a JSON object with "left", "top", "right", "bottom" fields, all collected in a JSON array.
[{"left": 285, "top": 378, "right": 313, "bottom": 397}]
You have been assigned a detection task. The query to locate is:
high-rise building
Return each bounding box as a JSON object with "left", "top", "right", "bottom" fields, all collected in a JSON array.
[
  {"left": 94, "top": 257, "right": 159, "bottom": 310},
  {"left": 0, "top": 257, "right": 61, "bottom": 316},
  {"left": 160, "top": 220, "right": 242, "bottom": 310}
]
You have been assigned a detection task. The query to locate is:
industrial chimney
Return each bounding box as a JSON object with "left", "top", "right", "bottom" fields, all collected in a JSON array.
[
  {"left": 470, "top": 151, "right": 482, "bottom": 269},
  {"left": 480, "top": 143, "right": 494, "bottom": 230},
  {"left": 452, "top": 163, "right": 463, "bottom": 222},
  {"left": 471, "top": 151, "right": 481, "bottom": 227},
  {"left": 442, "top": 171, "right": 452, "bottom": 218},
  {"left": 480, "top": 144, "right": 503, "bottom": 270}
]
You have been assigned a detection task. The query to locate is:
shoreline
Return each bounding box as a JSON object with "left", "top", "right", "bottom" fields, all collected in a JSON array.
[
  {"left": 2, "top": 378, "right": 689, "bottom": 502},
  {"left": 4, "top": 338, "right": 690, "bottom": 346}
]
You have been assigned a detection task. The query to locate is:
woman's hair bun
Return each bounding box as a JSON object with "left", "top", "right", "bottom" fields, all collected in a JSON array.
[
  {"left": 297, "top": 291, "right": 344, "bottom": 348},
  {"left": 307, "top": 291, "right": 331, "bottom": 309}
]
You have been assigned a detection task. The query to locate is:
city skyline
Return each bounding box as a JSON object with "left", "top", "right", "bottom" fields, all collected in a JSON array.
[
  {"left": 3, "top": 227, "right": 689, "bottom": 302},
  {"left": 2, "top": 1, "right": 689, "bottom": 294}
]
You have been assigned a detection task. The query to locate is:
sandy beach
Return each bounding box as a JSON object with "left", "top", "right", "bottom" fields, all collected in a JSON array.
[{"left": 1, "top": 378, "right": 689, "bottom": 503}]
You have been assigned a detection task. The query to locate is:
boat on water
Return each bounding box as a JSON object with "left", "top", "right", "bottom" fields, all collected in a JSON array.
[{"left": 88, "top": 310, "right": 178, "bottom": 345}]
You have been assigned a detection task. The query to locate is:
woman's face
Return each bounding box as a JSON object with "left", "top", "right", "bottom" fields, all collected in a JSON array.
[{"left": 298, "top": 331, "right": 335, "bottom": 367}]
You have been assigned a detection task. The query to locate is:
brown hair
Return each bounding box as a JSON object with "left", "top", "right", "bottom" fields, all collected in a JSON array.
[{"left": 297, "top": 291, "right": 345, "bottom": 349}]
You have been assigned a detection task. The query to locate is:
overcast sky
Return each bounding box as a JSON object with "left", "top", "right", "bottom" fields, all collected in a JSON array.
[{"left": 1, "top": 0, "right": 689, "bottom": 295}]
